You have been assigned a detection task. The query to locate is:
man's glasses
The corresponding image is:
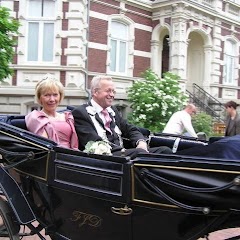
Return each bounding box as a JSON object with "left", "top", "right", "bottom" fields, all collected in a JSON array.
[{"left": 97, "top": 88, "right": 116, "bottom": 94}]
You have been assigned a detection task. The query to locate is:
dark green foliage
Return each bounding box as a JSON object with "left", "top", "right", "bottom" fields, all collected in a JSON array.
[
  {"left": 192, "top": 112, "right": 213, "bottom": 137},
  {"left": 0, "top": 7, "right": 20, "bottom": 81}
]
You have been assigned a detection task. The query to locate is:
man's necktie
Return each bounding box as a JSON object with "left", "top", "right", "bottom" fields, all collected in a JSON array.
[{"left": 102, "top": 109, "right": 112, "bottom": 134}]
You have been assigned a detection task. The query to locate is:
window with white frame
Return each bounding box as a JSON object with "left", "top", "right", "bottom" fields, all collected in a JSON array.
[
  {"left": 109, "top": 21, "right": 128, "bottom": 75},
  {"left": 229, "top": 0, "right": 240, "bottom": 4},
  {"left": 223, "top": 40, "right": 236, "bottom": 85},
  {"left": 27, "top": 0, "right": 55, "bottom": 62}
]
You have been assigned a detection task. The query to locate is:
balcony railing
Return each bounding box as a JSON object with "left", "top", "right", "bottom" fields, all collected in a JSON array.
[{"left": 186, "top": 83, "right": 225, "bottom": 123}]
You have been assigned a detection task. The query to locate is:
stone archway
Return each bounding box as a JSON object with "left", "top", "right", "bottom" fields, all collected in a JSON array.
[
  {"left": 151, "top": 24, "right": 170, "bottom": 77},
  {"left": 186, "top": 26, "right": 212, "bottom": 94},
  {"left": 161, "top": 35, "right": 170, "bottom": 77},
  {"left": 186, "top": 32, "right": 204, "bottom": 92}
]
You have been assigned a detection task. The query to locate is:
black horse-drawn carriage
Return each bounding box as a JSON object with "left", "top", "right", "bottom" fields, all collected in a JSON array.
[{"left": 0, "top": 112, "right": 240, "bottom": 240}]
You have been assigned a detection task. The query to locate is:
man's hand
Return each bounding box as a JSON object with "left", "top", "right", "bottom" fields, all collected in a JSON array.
[{"left": 136, "top": 140, "right": 149, "bottom": 152}]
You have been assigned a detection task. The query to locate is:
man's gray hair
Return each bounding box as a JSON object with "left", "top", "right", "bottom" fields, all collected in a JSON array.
[
  {"left": 90, "top": 75, "right": 113, "bottom": 95},
  {"left": 185, "top": 103, "right": 196, "bottom": 110}
]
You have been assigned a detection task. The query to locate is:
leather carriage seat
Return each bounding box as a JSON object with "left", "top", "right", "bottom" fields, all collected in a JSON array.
[
  {"left": 149, "top": 133, "right": 208, "bottom": 153},
  {"left": 3, "top": 115, "right": 27, "bottom": 130},
  {"left": 67, "top": 105, "right": 75, "bottom": 111}
]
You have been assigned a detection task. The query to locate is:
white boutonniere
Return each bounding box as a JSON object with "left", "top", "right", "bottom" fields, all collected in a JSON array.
[
  {"left": 86, "top": 106, "right": 97, "bottom": 116},
  {"left": 83, "top": 141, "right": 112, "bottom": 155},
  {"left": 108, "top": 107, "right": 115, "bottom": 117}
]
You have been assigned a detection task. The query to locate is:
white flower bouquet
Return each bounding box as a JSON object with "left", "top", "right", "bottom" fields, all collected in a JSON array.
[{"left": 83, "top": 141, "right": 112, "bottom": 155}]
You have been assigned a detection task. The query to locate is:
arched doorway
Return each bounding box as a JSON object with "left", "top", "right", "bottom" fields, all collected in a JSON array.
[
  {"left": 151, "top": 25, "right": 170, "bottom": 78},
  {"left": 161, "top": 35, "right": 169, "bottom": 77},
  {"left": 187, "top": 32, "right": 204, "bottom": 92}
]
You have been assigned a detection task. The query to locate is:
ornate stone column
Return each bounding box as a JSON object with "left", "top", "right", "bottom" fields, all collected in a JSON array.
[
  {"left": 170, "top": 3, "right": 188, "bottom": 81},
  {"left": 203, "top": 45, "right": 213, "bottom": 93},
  {"left": 150, "top": 40, "right": 161, "bottom": 76}
]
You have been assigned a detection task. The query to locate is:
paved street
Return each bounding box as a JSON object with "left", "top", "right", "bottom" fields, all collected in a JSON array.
[
  {"left": 1, "top": 216, "right": 240, "bottom": 239},
  {"left": 198, "top": 228, "right": 240, "bottom": 240},
  {"left": 20, "top": 221, "right": 51, "bottom": 239},
  {"left": 16, "top": 227, "right": 240, "bottom": 240}
]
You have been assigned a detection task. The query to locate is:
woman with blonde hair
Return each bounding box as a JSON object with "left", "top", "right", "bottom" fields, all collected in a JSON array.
[{"left": 25, "top": 74, "right": 78, "bottom": 150}]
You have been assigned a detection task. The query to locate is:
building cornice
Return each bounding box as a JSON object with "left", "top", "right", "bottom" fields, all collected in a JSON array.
[{"left": 91, "top": 0, "right": 153, "bottom": 17}]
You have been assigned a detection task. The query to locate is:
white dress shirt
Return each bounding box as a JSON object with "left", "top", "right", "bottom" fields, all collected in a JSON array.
[{"left": 163, "top": 110, "right": 198, "bottom": 138}]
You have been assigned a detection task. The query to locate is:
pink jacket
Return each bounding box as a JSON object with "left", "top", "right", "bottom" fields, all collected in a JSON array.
[{"left": 25, "top": 110, "right": 79, "bottom": 150}]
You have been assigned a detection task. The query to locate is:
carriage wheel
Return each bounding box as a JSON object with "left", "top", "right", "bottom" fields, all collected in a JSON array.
[{"left": 0, "top": 197, "right": 20, "bottom": 240}]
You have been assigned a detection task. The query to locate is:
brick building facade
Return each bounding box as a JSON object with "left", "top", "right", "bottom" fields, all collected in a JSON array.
[{"left": 1, "top": 0, "right": 240, "bottom": 115}]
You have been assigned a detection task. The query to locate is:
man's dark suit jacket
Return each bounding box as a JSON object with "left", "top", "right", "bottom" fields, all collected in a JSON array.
[
  {"left": 225, "top": 113, "right": 240, "bottom": 137},
  {"left": 72, "top": 103, "right": 145, "bottom": 151}
]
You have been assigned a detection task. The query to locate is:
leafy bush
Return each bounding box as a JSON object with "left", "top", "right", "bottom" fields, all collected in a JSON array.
[
  {"left": 192, "top": 112, "right": 213, "bottom": 137},
  {"left": 127, "top": 69, "right": 188, "bottom": 132},
  {"left": 0, "top": 7, "right": 20, "bottom": 81}
]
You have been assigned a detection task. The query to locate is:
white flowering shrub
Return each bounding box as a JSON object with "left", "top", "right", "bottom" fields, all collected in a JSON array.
[{"left": 127, "top": 70, "right": 188, "bottom": 132}]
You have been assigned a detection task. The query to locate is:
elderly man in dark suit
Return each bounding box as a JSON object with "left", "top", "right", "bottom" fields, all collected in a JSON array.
[{"left": 72, "top": 75, "right": 172, "bottom": 158}]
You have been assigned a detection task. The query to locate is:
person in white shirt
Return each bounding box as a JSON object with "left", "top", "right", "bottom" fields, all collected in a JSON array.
[{"left": 163, "top": 104, "right": 198, "bottom": 138}]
